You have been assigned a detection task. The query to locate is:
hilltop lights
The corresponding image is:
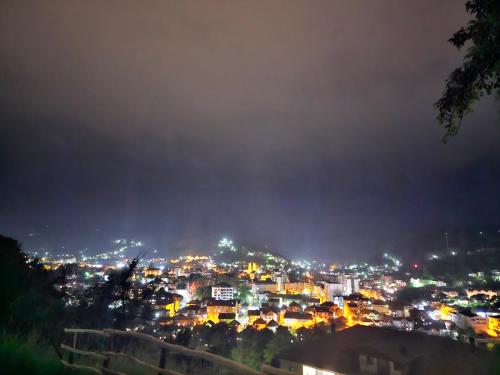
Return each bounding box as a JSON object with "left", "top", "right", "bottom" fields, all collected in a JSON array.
[
  {"left": 218, "top": 237, "right": 236, "bottom": 251},
  {"left": 26, "top": 235, "right": 500, "bottom": 347}
]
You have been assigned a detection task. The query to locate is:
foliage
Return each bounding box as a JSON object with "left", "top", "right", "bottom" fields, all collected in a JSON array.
[
  {"left": 191, "top": 324, "right": 295, "bottom": 369},
  {"left": 262, "top": 327, "right": 295, "bottom": 364},
  {"left": 190, "top": 323, "right": 237, "bottom": 357},
  {"left": 229, "top": 326, "right": 300, "bottom": 369},
  {"left": 396, "top": 286, "right": 435, "bottom": 303},
  {"left": 208, "top": 323, "right": 238, "bottom": 356},
  {"left": 235, "top": 285, "right": 251, "bottom": 304},
  {"left": 435, "top": 0, "right": 500, "bottom": 140},
  {"left": 0, "top": 235, "right": 67, "bottom": 344},
  {"left": 0, "top": 334, "right": 89, "bottom": 375},
  {"left": 419, "top": 249, "right": 500, "bottom": 283},
  {"left": 194, "top": 286, "right": 212, "bottom": 300},
  {"left": 173, "top": 328, "right": 192, "bottom": 346},
  {"left": 230, "top": 327, "right": 272, "bottom": 369},
  {"left": 74, "top": 257, "right": 150, "bottom": 330}
]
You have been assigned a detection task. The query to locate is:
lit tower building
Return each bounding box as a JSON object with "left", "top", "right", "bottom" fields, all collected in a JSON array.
[
  {"left": 272, "top": 268, "right": 288, "bottom": 294},
  {"left": 211, "top": 282, "right": 235, "bottom": 300},
  {"left": 343, "top": 276, "right": 360, "bottom": 296},
  {"left": 247, "top": 262, "right": 260, "bottom": 274},
  {"left": 323, "top": 281, "right": 344, "bottom": 301}
]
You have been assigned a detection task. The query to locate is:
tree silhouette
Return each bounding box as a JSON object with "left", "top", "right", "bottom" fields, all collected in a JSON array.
[
  {"left": 0, "top": 235, "right": 67, "bottom": 355},
  {"left": 262, "top": 326, "right": 295, "bottom": 364},
  {"left": 75, "top": 257, "right": 142, "bottom": 329},
  {"left": 435, "top": 0, "right": 500, "bottom": 141}
]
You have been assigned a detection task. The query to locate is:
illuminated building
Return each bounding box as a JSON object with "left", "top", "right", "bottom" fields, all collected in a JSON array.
[
  {"left": 259, "top": 273, "right": 273, "bottom": 281},
  {"left": 206, "top": 299, "right": 239, "bottom": 323},
  {"left": 252, "top": 279, "right": 278, "bottom": 294},
  {"left": 370, "top": 300, "right": 390, "bottom": 316},
  {"left": 391, "top": 318, "right": 414, "bottom": 331},
  {"left": 285, "top": 281, "right": 314, "bottom": 295},
  {"left": 438, "top": 304, "right": 455, "bottom": 320},
  {"left": 260, "top": 308, "right": 279, "bottom": 323},
  {"left": 253, "top": 317, "right": 268, "bottom": 330},
  {"left": 307, "top": 305, "right": 332, "bottom": 323},
  {"left": 211, "top": 282, "right": 235, "bottom": 300},
  {"left": 388, "top": 301, "right": 411, "bottom": 318},
  {"left": 343, "top": 302, "right": 356, "bottom": 326},
  {"left": 487, "top": 316, "right": 499, "bottom": 337},
  {"left": 144, "top": 262, "right": 162, "bottom": 278},
  {"left": 247, "top": 262, "right": 260, "bottom": 274},
  {"left": 450, "top": 310, "right": 488, "bottom": 334},
  {"left": 154, "top": 289, "right": 183, "bottom": 317},
  {"left": 343, "top": 277, "right": 360, "bottom": 295},
  {"left": 272, "top": 268, "right": 288, "bottom": 293},
  {"left": 247, "top": 309, "right": 261, "bottom": 325},
  {"left": 359, "top": 288, "right": 382, "bottom": 300},
  {"left": 287, "top": 301, "right": 302, "bottom": 312},
  {"left": 283, "top": 311, "right": 314, "bottom": 329},
  {"left": 323, "top": 281, "right": 344, "bottom": 301}
]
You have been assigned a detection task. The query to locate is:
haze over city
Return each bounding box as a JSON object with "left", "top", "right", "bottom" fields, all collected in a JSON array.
[
  {"left": 2, "top": 1, "right": 500, "bottom": 375},
  {"left": 1, "top": 1, "right": 499, "bottom": 260}
]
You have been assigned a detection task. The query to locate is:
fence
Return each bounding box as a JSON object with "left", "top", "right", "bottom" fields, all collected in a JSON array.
[{"left": 60, "top": 328, "right": 292, "bottom": 375}]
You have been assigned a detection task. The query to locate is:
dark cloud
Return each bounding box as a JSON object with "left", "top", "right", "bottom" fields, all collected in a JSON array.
[{"left": 0, "top": 0, "right": 499, "bottom": 260}]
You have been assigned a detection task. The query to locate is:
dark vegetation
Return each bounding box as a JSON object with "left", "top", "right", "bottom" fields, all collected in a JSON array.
[
  {"left": 0, "top": 233, "right": 323, "bottom": 372},
  {"left": 0, "top": 234, "right": 153, "bottom": 373},
  {"left": 0, "top": 235, "right": 87, "bottom": 374},
  {"left": 0, "top": 336, "right": 88, "bottom": 375},
  {"left": 436, "top": 0, "right": 500, "bottom": 140}
]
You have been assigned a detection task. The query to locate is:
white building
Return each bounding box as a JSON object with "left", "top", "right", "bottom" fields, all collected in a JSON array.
[
  {"left": 343, "top": 277, "right": 360, "bottom": 296},
  {"left": 323, "top": 282, "right": 344, "bottom": 301},
  {"left": 273, "top": 269, "right": 288, "bottom": 294},
  {"left": 450, "top": 310, "right": 488, "bottom": 334},
  {"left": 211, "top": 283, "right": 235, "bottom": 300}
]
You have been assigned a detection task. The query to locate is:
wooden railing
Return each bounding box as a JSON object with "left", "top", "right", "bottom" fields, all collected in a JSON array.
[{"left": 60, "top": 328, "right": 293, "bottom": 375}]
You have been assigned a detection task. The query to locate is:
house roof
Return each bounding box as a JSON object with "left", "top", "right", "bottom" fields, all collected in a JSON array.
[
  {"left": 284, "top": 312, "right": 312, "bottom": 320},
  {"left": 261, "top": 308, "right": 278, "bottom": 315},
  {"left": 207, "top": 299, "right": 238, "bottom": 307},
  {"left": 320, "top": 301, "right": 335, "bottom": 308},
  {"left": 255, "top": 279, "right": 277, "bottom": 285},
  {"left": 277, "top": 325, "right": 498, "bottom": 375},
  {"left": 173, "top": 314, "right": 195, "bottom": 322},
  {"left": 146, "top": 262, "right": 160, "bottom": 270},
  {"left": 388, "top": 301, "right": 410, "bottom": 309},
  {"left": 214, "top": 282, "right": 233, "bottom": 288},
  {"left": 458, "top": 309, "right": 477, "bottom": 318},
  {"left": 218, "top": 312, "right": 236, "bottom": 320},
  {"left": 315, "top": 306, "right": 331, "bottom": 313},
  {"left": 253, "top": 318, "right": 267, "bottom": 325}
]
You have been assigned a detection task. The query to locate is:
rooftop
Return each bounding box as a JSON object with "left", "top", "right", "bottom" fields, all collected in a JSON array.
[{"left": 277, "top": 325, "right": 499, "bottom": 375}]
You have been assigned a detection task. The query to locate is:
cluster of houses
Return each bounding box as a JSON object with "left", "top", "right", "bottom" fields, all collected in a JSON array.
[{"left": 136, "top": 260, "right": 500, "bottom": 347}]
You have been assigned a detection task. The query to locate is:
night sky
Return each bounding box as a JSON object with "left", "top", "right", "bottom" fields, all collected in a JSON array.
[{"left": 1, "top": 1, "right": 499, "bottom": 261}]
